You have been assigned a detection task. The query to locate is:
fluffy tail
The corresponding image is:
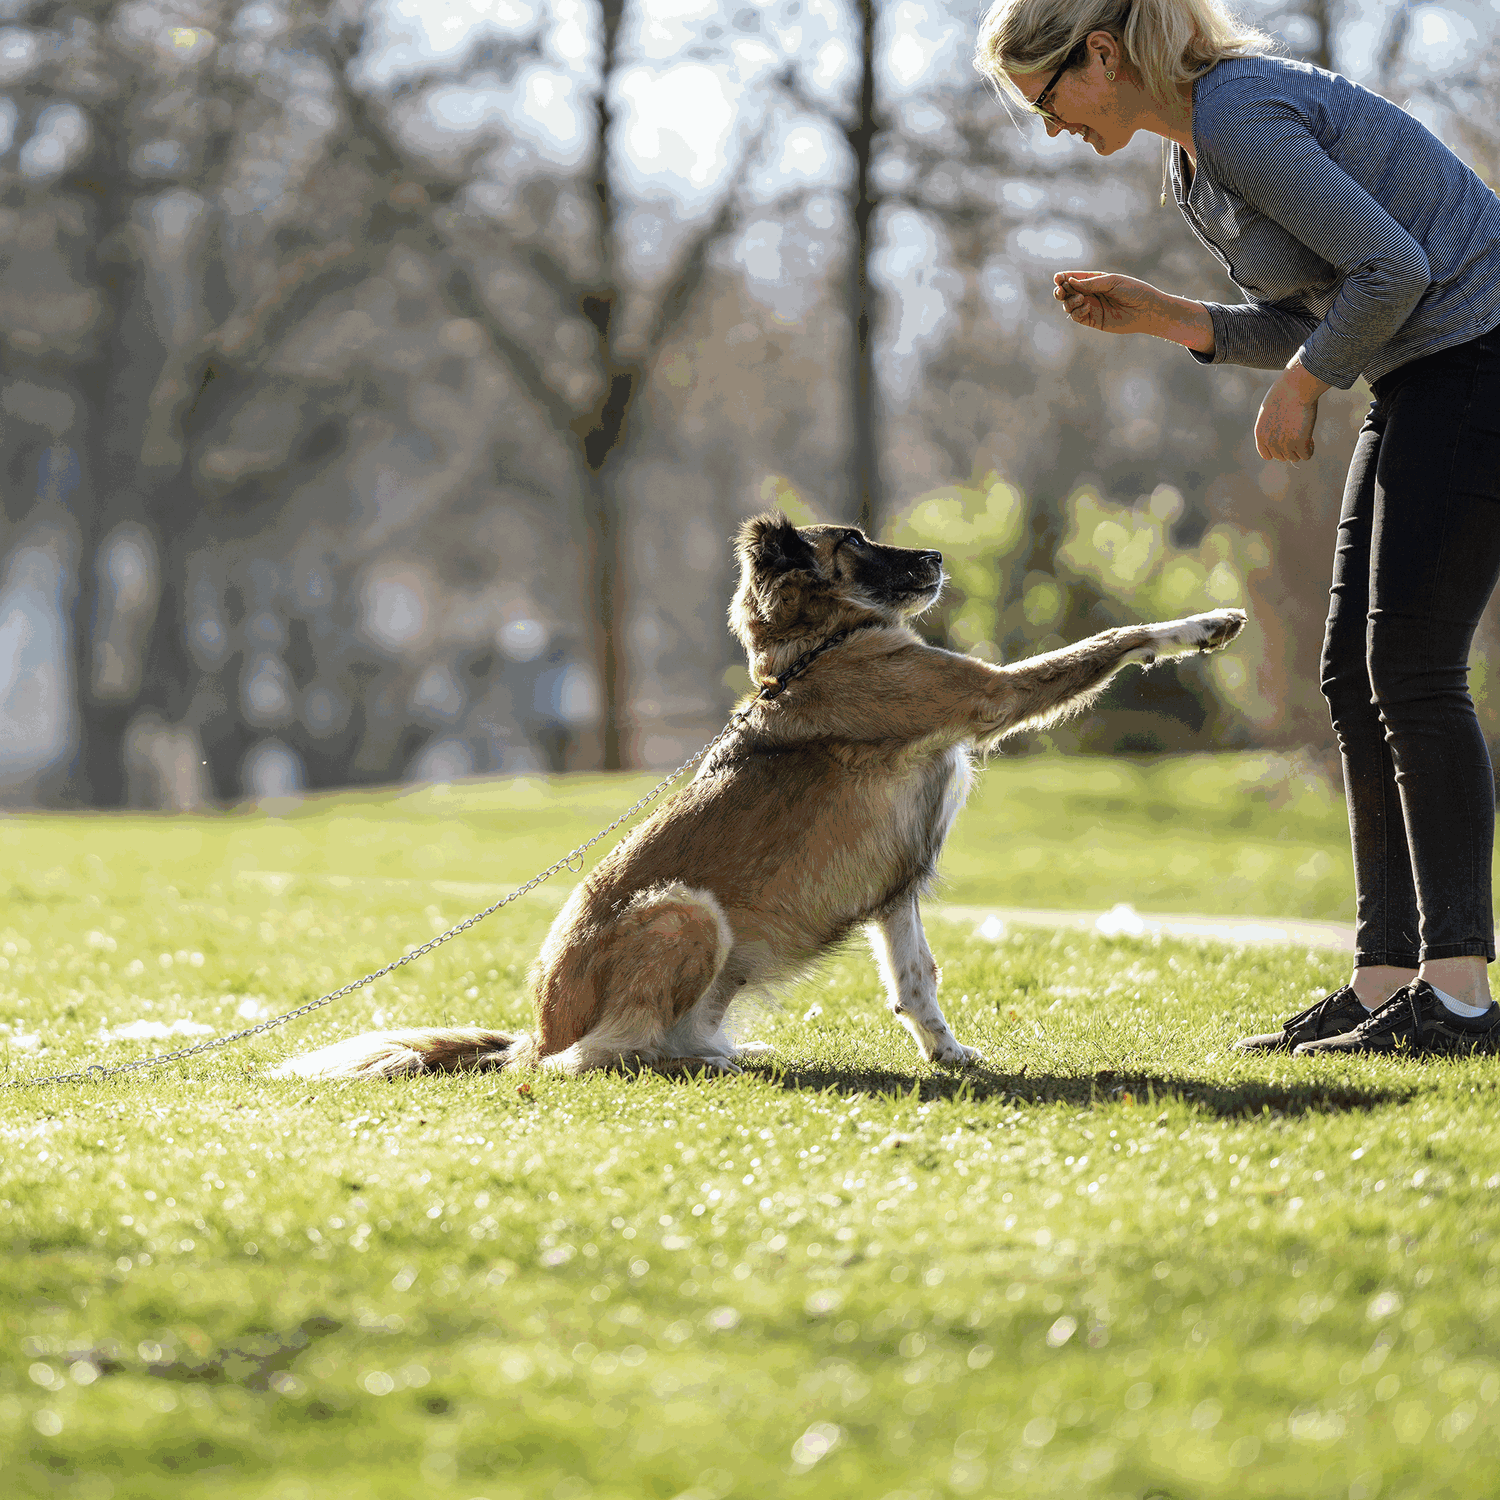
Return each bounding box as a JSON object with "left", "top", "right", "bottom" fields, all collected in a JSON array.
[{"left": 268, "top": 1027, "right": 533, "bottom": 1081}]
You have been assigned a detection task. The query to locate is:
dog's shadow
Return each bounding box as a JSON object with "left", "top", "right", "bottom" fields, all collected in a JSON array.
[{"left": 737, "top": 1060, "right": 1412, "bottom": 1117}]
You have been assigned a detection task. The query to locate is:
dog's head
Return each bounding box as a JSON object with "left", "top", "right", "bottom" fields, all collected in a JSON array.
[{"left": 729, "top": 512, "right": 944, "bottom": 657}]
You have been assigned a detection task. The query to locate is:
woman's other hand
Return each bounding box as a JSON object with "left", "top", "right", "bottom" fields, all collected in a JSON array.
[
  {"left": 1255, "top": 359, "right": 1332, "bottom": 462},
  {"left": 1054, "top": 272, "right": 1215, "bottom": 352}
]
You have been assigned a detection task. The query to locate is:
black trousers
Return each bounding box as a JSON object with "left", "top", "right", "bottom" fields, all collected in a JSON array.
[{"left": 1321, "top": 325, "right": 1500, "bottom": 968}]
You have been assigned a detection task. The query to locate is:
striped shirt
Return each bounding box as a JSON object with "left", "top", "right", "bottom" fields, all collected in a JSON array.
[{"left": 1172, "top": 55, "right": 1500, "bottom": 389}]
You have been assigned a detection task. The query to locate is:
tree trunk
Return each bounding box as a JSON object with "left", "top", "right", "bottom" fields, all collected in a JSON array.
[
  {"left": 1303, "top": 0, "right": 1334, "bottom": 70},
  {"left": 53, "top": 160, "right": 153, "bottom": 808},
  {"left": 580, "top": 0, "right": 630, "bottom": 770},
  {"left": 581, "top": 463, "right": 625, "bottom": 771},
  {"left": 848, "top": 0, "right": 881, "bottom": 530}
]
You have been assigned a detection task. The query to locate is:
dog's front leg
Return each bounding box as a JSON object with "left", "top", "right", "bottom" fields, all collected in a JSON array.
[
  {"left": 973, "top": 608, "right": 1247, "bottom": 741},
  {"left": 868, "top": 899, "right": 980, "bottom": 1066}
]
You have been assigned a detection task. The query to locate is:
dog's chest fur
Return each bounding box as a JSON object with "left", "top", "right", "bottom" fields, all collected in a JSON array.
[{"left": 870, "top": 739, "right": 973, "bottom": 907}]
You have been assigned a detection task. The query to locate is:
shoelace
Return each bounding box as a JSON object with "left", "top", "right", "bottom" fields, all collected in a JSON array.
[
  {"left": 1283, "top": 987, "right": 1357, "bottom": 1035},
  {"left": 1351, "top": 985, "right": 1425, "bottom": 1038}
]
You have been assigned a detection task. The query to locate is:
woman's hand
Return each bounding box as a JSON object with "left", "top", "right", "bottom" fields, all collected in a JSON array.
[
  {"left": 1054, "top": 271, "right": 1164, "bottom": 334},
  {"left": 1255, "top": 360, "right": 1331, "bottom": 462},
  {"left": 1054, "top": 271, "right": 1215, "bottom": 352}
]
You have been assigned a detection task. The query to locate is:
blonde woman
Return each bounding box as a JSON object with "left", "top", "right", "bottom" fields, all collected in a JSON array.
[{"left": 976, "top": 0, "right": 1500, "bottom": 1057}]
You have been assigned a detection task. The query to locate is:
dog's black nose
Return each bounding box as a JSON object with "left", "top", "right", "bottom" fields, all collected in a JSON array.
[{"left": 922, "top": 550, "right": 942, "bottom": 566}]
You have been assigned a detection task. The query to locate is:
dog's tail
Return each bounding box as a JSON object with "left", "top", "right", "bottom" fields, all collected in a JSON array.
[{"left": 268, "top": 1027, "right": 535, "bottom": 1081}]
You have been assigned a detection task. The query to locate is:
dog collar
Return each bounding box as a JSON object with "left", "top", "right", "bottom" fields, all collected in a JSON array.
[{"left": 757, "top": 627, "right": 863, "bottom": 700}]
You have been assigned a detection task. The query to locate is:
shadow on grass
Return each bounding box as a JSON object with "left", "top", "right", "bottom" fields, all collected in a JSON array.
[
  {"left": 42, "top": 1315, "right": 357, "bottom": 1397},
  {"left": 745, "top": 1061, "right": 1415, "bottom": 1117}
]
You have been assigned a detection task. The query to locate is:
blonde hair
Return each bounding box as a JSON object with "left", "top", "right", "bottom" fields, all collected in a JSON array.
[{"left": 975, "top": 0, "right": 1271, "bottom": 107}]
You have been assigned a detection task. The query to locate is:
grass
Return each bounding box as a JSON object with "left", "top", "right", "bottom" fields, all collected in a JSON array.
[{"left": 2, "top": 750, "right": 1497, "bottom": 1500}]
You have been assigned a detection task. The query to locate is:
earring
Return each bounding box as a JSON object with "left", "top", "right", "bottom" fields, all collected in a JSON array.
[{"left": 1105, "top": 69, "right": 1116, "bottom": 81}]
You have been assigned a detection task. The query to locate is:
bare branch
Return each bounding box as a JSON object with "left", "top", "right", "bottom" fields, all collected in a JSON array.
[
  {"left": 1376, "top": 1, "right": 1415, "bottom": 93},
  {"left": 638, "top": 137, "right": 766, "bottom": 367},
  {"left": 398, "top": 220, "right": 585, "bottom": 435},
  {"left": 303, "top": 10, "right": 586, "bottom": 427},
  {"left": 140, "top": 239, "right": 366, "bottom": 468}
]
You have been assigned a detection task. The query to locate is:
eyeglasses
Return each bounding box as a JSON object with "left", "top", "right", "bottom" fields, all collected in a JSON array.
[{"left": 1028, "top": 42, "right": 1087, "bottom": 126}]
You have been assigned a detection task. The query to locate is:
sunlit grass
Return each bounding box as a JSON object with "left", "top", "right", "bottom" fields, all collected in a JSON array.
[{"left": 3, "top": 753, "right": 1495, "bottom": 1498}]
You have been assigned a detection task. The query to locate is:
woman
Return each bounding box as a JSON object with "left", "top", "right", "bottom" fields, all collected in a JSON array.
[{"left": 974, "top": 0, "right": 1500, "bottom": 1056}]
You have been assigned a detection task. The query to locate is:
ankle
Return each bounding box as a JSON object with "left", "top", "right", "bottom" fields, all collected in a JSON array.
[
  {"left": 1419, "top": 959, "right": 1491, "bottom": 1010},
  {"left": 1350, "top": 966, "right": 1416, "bottom": 1010}
]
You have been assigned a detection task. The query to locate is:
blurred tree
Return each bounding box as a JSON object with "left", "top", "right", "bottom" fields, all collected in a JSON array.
[
  {"left": 841, "top": 0, "right": 880, "bottom": 531},
  {"left": 0, "top": 4, "right": 267, "bottom": 806},
  {"left": 298, "top": 0, "right": 769, "bottom": 771},
  {"left": 3, "top": 0, "right": 780, "bottom": 798},
  {"left": 766, "top": 0, "right": 886, "bottom": 530},
  {"left": 1259, "top": 0, "right": 1334, "bottom": 70}
]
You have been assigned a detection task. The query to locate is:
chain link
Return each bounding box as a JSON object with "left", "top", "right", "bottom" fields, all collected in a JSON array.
[{"left": 5, "top": 700, "right": 768, "bottom": 1092}]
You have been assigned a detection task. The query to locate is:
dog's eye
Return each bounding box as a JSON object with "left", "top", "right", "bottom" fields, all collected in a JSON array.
[{"left": 843, "top": 531, "right": 865, "bottom": 550}]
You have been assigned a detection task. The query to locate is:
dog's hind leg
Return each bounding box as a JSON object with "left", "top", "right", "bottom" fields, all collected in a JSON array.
[
  {"left": 539, "top": 885, "right": 734, "bottom": 1076},
  {"left": 868, "top": 898, "right": 980, "bottom": 1066}
]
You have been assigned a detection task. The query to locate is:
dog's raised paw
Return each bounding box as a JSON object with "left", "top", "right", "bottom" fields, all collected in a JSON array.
[
  {"left": 1187, "top": 608, "right": 1247, "bottom": 651},
  {"left": 1150, "top": 608, "right": 1247, "bottom": 659}
]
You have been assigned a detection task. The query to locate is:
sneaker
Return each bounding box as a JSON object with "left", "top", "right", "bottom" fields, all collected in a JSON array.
[
  {"left": 1292, "top": 980, "right": 1500, "bottom": 1058},
  {"left": 1234, "top": 985, "right": 1370, "bottom": 1053}
]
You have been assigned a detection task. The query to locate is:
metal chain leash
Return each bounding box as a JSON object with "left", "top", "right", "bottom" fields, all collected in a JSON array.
[{"left": 2, "top": 642, "right": 840, "bottom": 1092}]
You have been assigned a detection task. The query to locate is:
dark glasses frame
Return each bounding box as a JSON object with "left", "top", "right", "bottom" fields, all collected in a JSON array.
[{"left": 1029, "top": 41, "right": 1089, "bottom": 125}]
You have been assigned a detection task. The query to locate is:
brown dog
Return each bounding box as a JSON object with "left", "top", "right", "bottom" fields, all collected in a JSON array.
[{"left": 273, "top": 513, "right": 1245, "bottom": 1080}]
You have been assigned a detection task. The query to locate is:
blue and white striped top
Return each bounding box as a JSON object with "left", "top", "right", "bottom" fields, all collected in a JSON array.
[{"left": 1173, "top": 54, "right": 1500, "bottom": 389}]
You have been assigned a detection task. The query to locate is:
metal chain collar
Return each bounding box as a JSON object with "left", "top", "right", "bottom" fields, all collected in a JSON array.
[{"left": 4, "top": 632, "right": 844, "bottom": 1092}]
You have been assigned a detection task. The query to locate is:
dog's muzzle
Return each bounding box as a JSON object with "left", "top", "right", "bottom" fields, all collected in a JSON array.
[{"left": 910, "top": 551, "right": 943, "bottom": 594}]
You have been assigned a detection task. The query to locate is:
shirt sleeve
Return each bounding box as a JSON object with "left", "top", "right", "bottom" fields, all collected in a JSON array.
[
  {"left": 1189, "top": 298, "right": 1320, "bottom": 372},
  {"left": 1197, "top": 84, "right": 1432, "bottom": 388}
]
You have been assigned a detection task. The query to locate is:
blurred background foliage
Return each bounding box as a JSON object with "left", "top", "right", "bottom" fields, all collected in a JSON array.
[
  {"left": 1, "top": 0, "right": 1498, "bottom": 808},
  {"left": 882, "top": 475, "right": 1274, "bottom": 754}
]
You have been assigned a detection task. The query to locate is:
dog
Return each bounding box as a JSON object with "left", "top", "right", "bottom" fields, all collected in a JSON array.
[{"left": 272, "top": 512, "right": 1245, "bottom": 1081}]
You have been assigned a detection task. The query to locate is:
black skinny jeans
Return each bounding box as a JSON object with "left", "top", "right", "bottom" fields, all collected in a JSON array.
[{"left": 1321, "top": 325, "right": 1500, "bottom": 968}]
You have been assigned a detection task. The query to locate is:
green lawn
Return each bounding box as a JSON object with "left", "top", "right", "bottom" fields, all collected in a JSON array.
[{"left": 3, "top": 753, "right": 1496, "bottom": 1499}]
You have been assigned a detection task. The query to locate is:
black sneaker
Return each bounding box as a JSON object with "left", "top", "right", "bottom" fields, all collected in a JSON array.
[
  {"left": 1234, "top": 986, "right": 1370, "bottom": 1053},
  {"left": 1293, "top": 980, "right": 1500, "bottom": 1058}
]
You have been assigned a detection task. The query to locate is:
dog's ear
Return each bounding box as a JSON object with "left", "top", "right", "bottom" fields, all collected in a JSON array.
[
  {"left": 736, "top": 512, "right": 818, "bottom": 577},
  {"left": 730, "top": 511, "right": 824, "bottom": 649}
]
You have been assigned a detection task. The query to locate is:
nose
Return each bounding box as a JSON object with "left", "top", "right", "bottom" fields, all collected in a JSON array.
[
  {"left": 922, "top": 550, "right": 942, "bottom": 566},
  {"left": 1045, "top": 118, "right": 1063, "bottom": 138}
]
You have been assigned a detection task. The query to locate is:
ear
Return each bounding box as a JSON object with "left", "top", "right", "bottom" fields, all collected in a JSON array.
[
  {"left": 1088, "top": 27, "right": 1120, "bottom": 72},
  {"left": 736, "top": 511, "right": 818, "bottom": 577}
]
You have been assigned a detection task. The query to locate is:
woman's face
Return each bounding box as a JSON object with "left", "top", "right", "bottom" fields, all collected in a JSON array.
[{"left": 1008, "top": 45, "right": 1137, "bottom": 155}]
